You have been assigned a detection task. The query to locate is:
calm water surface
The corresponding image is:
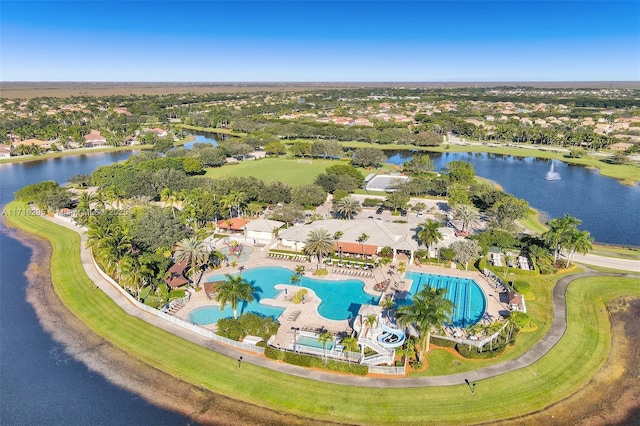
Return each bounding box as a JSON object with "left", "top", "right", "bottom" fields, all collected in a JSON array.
[
  {"left": 0, "top": 152, "right": 188, "bottom": 424},
  {"left": 386, "top": 151, "right": 640, "bottom": 246}
]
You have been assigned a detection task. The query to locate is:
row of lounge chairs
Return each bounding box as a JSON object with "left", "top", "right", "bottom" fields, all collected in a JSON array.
[
  {"left": 267, "top": 252, "right": 308, "bottom": 262},
  {"left": 332, "top": 268, "right": 375, "bottom": 278},
  {"left": 163, "top": 299, "right": 186, "bottom": 315},
  {"left": 287, "top": 310, "right": 301, "bottom": 321}
]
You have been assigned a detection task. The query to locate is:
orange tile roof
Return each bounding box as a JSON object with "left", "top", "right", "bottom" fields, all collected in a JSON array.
[
  {"left": 334, "top": 241, "right": 377, "bottom": 256},
  {"left": 217, "top": 217, "right": 249, "bottom": 231}
]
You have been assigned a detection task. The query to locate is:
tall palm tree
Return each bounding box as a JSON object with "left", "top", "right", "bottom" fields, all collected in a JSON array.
[
  {"left": 452, "top": 203, "right": 480, "bottom": 232},
  {"left": 395, "top": 287, "right": 454, "bottom": 359},
  {"left": 174, "top": 237, "right": 209, "bottom": 289},
  {"left": 357, "top": 233, "right": 369, "bottom": 256},
  {"left": 318, "top": 330, "right": 333, "bottom": 362},
  {"left": 340, "top": 336, "right": 359, "bottom": 365},
  {"left": 543, "top": 214, "right": 581, "bottom": 264},
  {"left": 303, "top": 228, "right": 334, "bottom": 266},
  {"left": 160, "top": 188, "right": 179, "bottom": 218},
  {"left": 380, "top": 297, "right": 396, "bottom": 321},
  {"left": 417, "top": 220, "right": 443, "bottom": 258},
  {"left": 216, "top": 274, "right": 256, "bottom": 319},
  {"left": 334, "top": 196, "right": 362, "bottom": 219},
  {"left": 363, "top": 314, "right": 378, "bottom": 338},
  {"left": 566, "top": 229, "right": 593, "bottom": 266}
]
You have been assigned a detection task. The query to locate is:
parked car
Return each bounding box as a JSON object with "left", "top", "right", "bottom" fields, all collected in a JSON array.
[
  {"left": 376, "top": 207, "right": 385, "bottom": 214},
  {"left": 417, "top": 212, "right": 424, "bottom": 218},
  {"left": 401, "top": 210, "right": 408, "bottom": 217}
]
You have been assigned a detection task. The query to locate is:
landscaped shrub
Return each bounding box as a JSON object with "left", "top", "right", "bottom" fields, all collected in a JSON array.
[
  {"left": 513, "top": 280, "right": 530, "bottom": 294},
  {"left": 456, "top": 343, "right": 507, "bottom": 359},
  {"left": 431, "top": 336, "right": 457, "bottom": 348},
  {"left": 313, "top": 268, "right": 328, "bottom": 276},
  {"left": 264, "top": 347, "right": 368, "bottom": 375},
  {"left": 536, "top": 257, "right": 557, "bottom": 275},
  {"left": 363, "top": 198, "right": 383, "bottom": 207},
  {"left": 291, "top": 288, "right": 308, "bottom": 304},
  {"left": 216, "top": 313, "right": 280, "bottom": 341}
]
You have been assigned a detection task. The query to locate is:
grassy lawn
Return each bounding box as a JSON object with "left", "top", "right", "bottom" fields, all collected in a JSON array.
[
  {"left": 519, "top": 208, "right": 549, "bottom": 235},
  {"left": 204, "top": 157, "right": 345, "bottom": 185},
  {"left": 591, "top": 244, "right": 640, "bottom": 260},
  {"left": 6, "top": 200, "right": 640, "bottom": 424}
]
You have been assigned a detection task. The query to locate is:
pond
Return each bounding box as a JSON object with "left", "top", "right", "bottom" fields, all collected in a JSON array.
[{"left": 384, "top": 150, "right": 640, "bottom": 246}]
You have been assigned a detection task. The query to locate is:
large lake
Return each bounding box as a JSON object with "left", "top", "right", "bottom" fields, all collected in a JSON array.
[
  {"left": 0, "top": 152, "right": 188, "bottom": 424},
  {"left": 386, "top": 150, "right": 640, "bottom": 246}
]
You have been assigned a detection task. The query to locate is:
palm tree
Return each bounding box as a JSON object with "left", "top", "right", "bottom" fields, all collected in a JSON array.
[
  {"left": 160, "top": 188, "right": 179, "bottom": 218},
  {"left": 290, "top": 274, "right": 301, "bottom": 286},
  {"left": 380, "top": 297, "right": 396, "bottom": 321},
  {"left": 104, "top": 185, "right": 125, "bottom": 210},
  {"left": 395, "top": 287, "right": 454, "bottom": 360},
  {"left": 417, "top": 220, "right": 443, "bottom": 258},
  {"left": 452, "top": 204, "right": 480, "bottom": 233},
  {"left": 357, "top": 233, "right": 369, "bottom": 256},
  {"left": 334, "top": 196, "right": 362, "bottom": 219},
  {"left": 216, "top": 274, "right": 256, "bottom": 319},
  {"left": 318, "top": 330, "right": 333, "bottom": 362},
  {"left": 207, "top": 250, "right": 225, "bottom": 269},
  {"left": 543, "top": 214, "right": 581, "bottom": 264},
  {"left": 340, "top": 336, "right": 359, "bottom": 365},
  {"left": 174, "top": 237, "right": 209, "bottom": 289},
  {"left": 303, "top": 228, "right": 334, "bottom": 266},
  {"left": 363, "top": 314, "right": 378, "bottom": 338},
  {"left": 566, "top": 229, "right": 593, "bottom": 266}
]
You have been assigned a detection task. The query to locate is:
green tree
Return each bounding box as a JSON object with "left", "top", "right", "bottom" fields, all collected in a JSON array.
[
  {"left": 318, "top": 330, "right": 333, "bottom": 362},
  {"left": 174, "top": 237, "right": 209, "bottom": 289},
  {"left": 303, "top": 228, "right": 335, "bottom": 265},
  {"left": 542, "top": 214, "right": 582, "bottom": 264},
  {"left": 452, "top": 204, "right": 480, "bottom": 232},
  {"left": 340, "top": 336, "right": 360, "bottom": 365},
  {"left": 395, "top": 287, "right": 454, "bottom": 359},
  {"left": 290, "top": 184, "right": 327, "bottom": 208},
  {"left": 450, "top": 239, "right": 481, "bottom": 270},
  {"left": 357, "top": 233, "right": 369, "bottom": 256},
  {"left": 566, "top": 229, "right": 594, "bottom": 266},
  {"left": 216, "top": 274, "right": 256, "bottom": 319},
  {"left": 403, "top": 154, "right": 435, "bottom": 175},
  {"left": 351, "top": 147, "right": 386, "bottom": 168},
  {"left": 417, "top": 220, "right": 443, "bottom": 257},
  {"left": 334, "top": 196, "right": 362, "bottom": 219}
]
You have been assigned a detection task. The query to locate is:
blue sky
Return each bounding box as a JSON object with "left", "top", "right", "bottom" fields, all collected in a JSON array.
[{"left": 1, "top": 1, "right": 639, "bottom": 82}]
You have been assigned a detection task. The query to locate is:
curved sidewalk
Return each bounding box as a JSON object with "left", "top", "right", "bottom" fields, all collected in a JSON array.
[{"left": 48, "top": 214, "right": 639, "bottom": 388}]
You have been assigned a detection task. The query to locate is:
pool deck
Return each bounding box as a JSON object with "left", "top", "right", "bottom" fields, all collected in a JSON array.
[{"left": 180, "top": 243, "right": 508, "bottom": 347}]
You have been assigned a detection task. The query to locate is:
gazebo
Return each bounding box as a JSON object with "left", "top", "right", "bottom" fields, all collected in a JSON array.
[{"left": 163, "top": 260, "right": 189, "bottom": 288}]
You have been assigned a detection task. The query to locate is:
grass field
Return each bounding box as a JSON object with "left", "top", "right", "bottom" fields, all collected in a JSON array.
[
  {"left": 204, "top": 157, "right": 345, "bottom": 185},
  {"left": 6, "top": 199, "right": 640, "bottom": 425}
]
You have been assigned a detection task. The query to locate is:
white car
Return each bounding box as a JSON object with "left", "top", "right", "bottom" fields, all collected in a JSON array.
[{"left": 417, "top": 212, "right": 424, "bottom": 218}]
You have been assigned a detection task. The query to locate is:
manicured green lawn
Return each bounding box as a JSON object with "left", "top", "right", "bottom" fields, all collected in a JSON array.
[
  {"left": 204, "top": 157, "right": 345, "bottom": 185},
  {"left": 6, "top": 200, "right": 640, "bottom": 425}
]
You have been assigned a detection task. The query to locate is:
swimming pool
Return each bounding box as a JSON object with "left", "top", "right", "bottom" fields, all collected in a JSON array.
[
  {"left": 188, "top": 266, "right": 378, "bottom": 325},
  {"left": 401, "top": 272, "right": 487, "bottom": 328},
  {"left": 297, "top": 335, "right": 336, "bottom": 351}
]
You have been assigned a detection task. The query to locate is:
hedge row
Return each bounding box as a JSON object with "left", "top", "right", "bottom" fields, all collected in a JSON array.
[{"left": 264, "top": 346, "right": 369, "bottom": 375}]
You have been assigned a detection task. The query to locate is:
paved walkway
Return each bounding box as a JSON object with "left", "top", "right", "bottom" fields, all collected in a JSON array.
[{"left": 46, "top": 213, "right": 640, "bottom": 388}]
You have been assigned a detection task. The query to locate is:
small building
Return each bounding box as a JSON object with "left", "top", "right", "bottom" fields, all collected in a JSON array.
[
  {"left": 508, "top": 292, "right": 526, "bottom": 313},
  {"left": 163, "top": 260, "right": 189, "bottom": 288},
  {"left": 84, "top": 130, "right": 107, "bottom": 147},
  {"left": 0, "top": 145, "right": 11, "bottom": 158},
  {"left": 217, "top": 218, "right": 249, "bottom": 234},
  {"left": 244, "top": 219, "right": 284, "bottom": 242}
]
